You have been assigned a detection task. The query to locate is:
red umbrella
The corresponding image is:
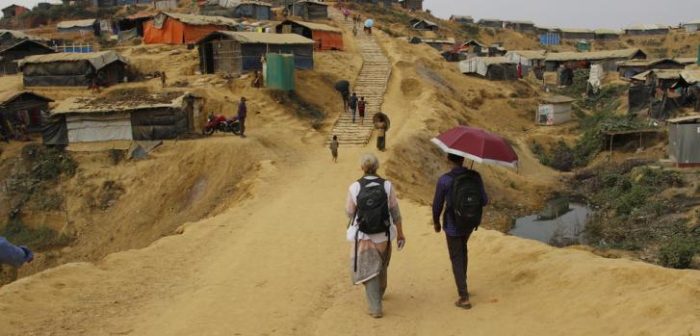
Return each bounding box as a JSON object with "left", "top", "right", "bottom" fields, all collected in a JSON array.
[{"left": 431, "top": 126, "right": 518, "bottom": 168}]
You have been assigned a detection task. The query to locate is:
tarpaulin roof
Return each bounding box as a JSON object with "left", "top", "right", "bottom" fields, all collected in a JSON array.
[
  {"left": 450, "top": 15, "right": 473, "bottom": 20},
  {"left": 506, "top": 50, "right": 546, "bottom": 60},
  {"left": 52, "top": 94, "right": 186, "bottom": 115},
  {"left": 477, "top": 18, "right": 503, "bottom": 23},
  {"left": 0, "top": 39, "right": 55, "bottom": 54},
  {"left": 199, "top": 31, "right": 314, "bottom": 44},
  {"left": 57, "top": 19, "right": 97, "bottom": 29},
  {"left": 295, "top": 1, "right": 328, "bottom": 6},
  {"left": 675, "top": 57, "right": 697, "bottom": 65},
  {"left": 594, "top": 29, "right": 621, "bottom": 35},
  {"left": 462, "top": 39, "right": 487, "bottom": 48},
  {"left": 162, "top": 12, "right": 240, "bottom": 27},
  {"left": 19, "top": 51, "right": 127, "bottom": 71},
  {"left": 559, "top": 28, "right": 593, "bottom": 33},
  {"left": 0, "top": 29, "right": 46, "bottom": 41},
  {"left": 237, "top": 1, "right": 272, "bottom": 7},
  {"left": 624, "top": 24, "right": 669, "bottom": 31},
  {"left": 0, "top": 90, "right": 53, "bottom": 107},
  {"left": 422, "top": 38, "right": 456, "bottom": 44},
  {"left": 618, "top": 58, "right": 681, "bottom": 67},
  {"left": 541, "top": 95, "right": 575, "bottom": 104},
  {"left": 279, "top": 20, "right": 341, "bottom": 33},
  {"left": 680, "top": 70, "right": 700, "bottom": 84},
  {"left": 632, "top": 69, "right": 682, "bottom": 81},
  {"left": 667, "top": 115, "right": 700, "bottom": 124},
  {"left": 411, "top": 19, "right": 439, "bottom": 27},
  {"left": 546, "top": 48, "right": 645, "bottom": 61},
  {"left": 126, "top": 11, "right": 157, "bottom": 20},
  {"left": 506, "top": 20, "right": 535, "bottom": 25}
]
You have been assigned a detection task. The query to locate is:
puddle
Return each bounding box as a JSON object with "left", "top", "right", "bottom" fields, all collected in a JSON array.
[{"left": 509, "top": 203, "right": 591, "bottom": 247}]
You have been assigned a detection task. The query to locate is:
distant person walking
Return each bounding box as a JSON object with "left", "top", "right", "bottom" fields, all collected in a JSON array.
[
  {"left": 161, "top": 71, "right": 167, "bottom": 88},
  {"left": 335, "top": 80, "right": 351, "bottom": 112},
  {"left": 349, "top": 92, "right": 358, "bottom": 122},
  {"left": 346, "top": 153, "right": 405, "bottom": 318},
  {"left": 0, "top": 236, "right": 33, "bottom": 267},
  {"left": 374, "top": 117, "right": 387, "bottom": 151},
  {"left": 342, "top": 7, "right": 350, "bottom": 21},
  {"left": 330, "top": 135, "right": 339, "bottom": 163},
  {"left": 432, "top": 154, "right": 488, "bottom": 310},
  {"left": 357, "top": 97, "right": 366, "bottom": 125},
  {"left": 238, "top": 97, "right": 247, "bottom": 138}
]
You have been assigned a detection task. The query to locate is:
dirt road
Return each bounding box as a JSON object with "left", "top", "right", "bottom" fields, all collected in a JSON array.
[{"left": 0, "top": 138, "right": 698, "bottom": 335}]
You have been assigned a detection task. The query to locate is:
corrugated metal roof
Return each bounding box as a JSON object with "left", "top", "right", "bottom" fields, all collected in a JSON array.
[
  {"left": 163, "top": 12, "right": 240, "bottom": 27},
  {"left": 202, "top": 31, "right": 315, "bottom": 44},
  {"left": 52, "top": 94, "right": 186, "bottom": 115},
  {"left": 546, "top": 48, "right": 644, "bottom": 62},
  {"left": 57, "top": 19, "right": 97, "bottom": 29},
  {"left": 279, "top": 20, "right": 341, "bottom": 33},
  {"left": 506, "top": 50, "right": 547, "bottom": 60},
  {"left": 0, "top": 90, "right": 53, "bottom": 107},
  {"left": 18, "top": 51, "right": 127, "bottom": 71}
]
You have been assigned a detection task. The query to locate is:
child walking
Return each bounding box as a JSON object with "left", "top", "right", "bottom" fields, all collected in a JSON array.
[{"left": 330, "top": 135, "right": 339, "bottom": 163}]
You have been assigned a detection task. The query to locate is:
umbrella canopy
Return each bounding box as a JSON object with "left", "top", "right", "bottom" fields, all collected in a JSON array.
[
  {"left": 431, "top": 126, "right": 518, "bottom": 168},
  {"left": 364, "top": 19, "right": 374, "bottom": 28}
]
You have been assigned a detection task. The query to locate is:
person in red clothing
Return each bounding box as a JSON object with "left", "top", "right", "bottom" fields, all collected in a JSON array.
[{"left": 357, "top": 97, "right": 366, "bottom": 125}]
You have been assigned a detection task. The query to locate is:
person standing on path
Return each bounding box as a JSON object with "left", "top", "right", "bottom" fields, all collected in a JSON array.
[
  {"left": 349, "top": 92, "right": 358, "bottom": 123},
  {"left": 374, "top": 118, "right": 387, "bottom": 151},
  {"left": 238, "top": 97, "right": 248, "bottom": 138},
  {"left": 346, "top": 153, "right": 406, "bottom": 318},
  {"left": 0, "top": 236, "right": 33, "bottom": 267},
  {"left": 357, "top": 97, "right": 366, "bottom": 125},
  {"left": 330, "top": 135, "right": 339, "bottom": 163},
  {"left": 432, "top": 154, "right": 488, "bottom": 310}
]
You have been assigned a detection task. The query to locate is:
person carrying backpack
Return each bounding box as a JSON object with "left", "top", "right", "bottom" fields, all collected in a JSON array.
[
  {"left": 432, "top": 153, "right": 488, "bottom": 310},
  {"left": 345, "top": 153, "right": 405, "bottom": 318}
]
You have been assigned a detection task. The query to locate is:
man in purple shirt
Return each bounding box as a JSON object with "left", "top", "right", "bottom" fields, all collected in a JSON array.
[
  {"left": 238, "top": 97, "right": 247, "bottom": 138},
  {"left": 0, "top": 236, "right": 33, "bottom": 267},
  {"left": 432, "top": 153, "right": 488, "bottom": 309}
]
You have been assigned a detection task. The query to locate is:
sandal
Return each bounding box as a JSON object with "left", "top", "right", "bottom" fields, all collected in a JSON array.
[{"left": 455, "top": 298, "right": 472, "bottom": 310}]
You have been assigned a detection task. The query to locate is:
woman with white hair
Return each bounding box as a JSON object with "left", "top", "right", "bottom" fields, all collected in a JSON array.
[{"left": 345, "top": 153, "right": 405, "bottom": 318}]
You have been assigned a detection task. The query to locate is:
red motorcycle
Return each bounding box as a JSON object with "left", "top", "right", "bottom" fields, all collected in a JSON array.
[{"left": 202, "top": 114, "right": 241, "bottom": 136}]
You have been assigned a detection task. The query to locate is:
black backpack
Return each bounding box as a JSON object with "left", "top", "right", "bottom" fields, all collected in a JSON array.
[
  {"left": 356, "top": 177, "right": 391, "bottom": 235},
  {"left": 449, "top": 170, "right": 484, "bottom": 229}
]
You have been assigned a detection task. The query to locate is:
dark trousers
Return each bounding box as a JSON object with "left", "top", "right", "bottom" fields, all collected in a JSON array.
[
  {"left": 377, "top": 135, "right": 385, "bottom": 151},
  {"left": 446, "top": 232, "right": 473, "bottom": 299},
  {"left": 239, "top": 118, "right": 246, "bottom": 136}
]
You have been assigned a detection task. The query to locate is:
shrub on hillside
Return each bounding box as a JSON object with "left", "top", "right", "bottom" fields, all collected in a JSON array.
[{"left": 658, "top": 236, "right": 697, "bottom": 269}]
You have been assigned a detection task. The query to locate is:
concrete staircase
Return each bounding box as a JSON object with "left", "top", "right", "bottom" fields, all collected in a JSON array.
[{"left": 328, "top": 9, "right": 392, "bottom": 146}]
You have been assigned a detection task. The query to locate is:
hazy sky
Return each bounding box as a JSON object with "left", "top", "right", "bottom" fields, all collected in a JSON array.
[
  {"left": 3, "top": 0, "right": 700, "bottom": 30},
  {"left": 425, "top": 0, "right": 700, "bottom": 29}
]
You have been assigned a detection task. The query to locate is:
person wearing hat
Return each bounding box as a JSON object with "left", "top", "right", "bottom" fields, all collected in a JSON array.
[{"left": 238, "top": 97, "right": 248, "bottom": 138}]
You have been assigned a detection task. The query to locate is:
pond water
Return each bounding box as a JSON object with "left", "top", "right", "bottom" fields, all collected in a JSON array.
[{"left": 509, "top": 204, "right": 591, "bottom": 247}]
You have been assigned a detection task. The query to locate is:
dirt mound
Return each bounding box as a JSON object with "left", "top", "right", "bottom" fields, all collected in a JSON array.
[{"left": 400, "top": 78, "right": 421, "bottom": 97}]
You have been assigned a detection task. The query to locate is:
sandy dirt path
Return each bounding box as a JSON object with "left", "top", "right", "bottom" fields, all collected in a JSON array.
[{"left": 0, "top": 140, "right": 698, "bottom": 336}]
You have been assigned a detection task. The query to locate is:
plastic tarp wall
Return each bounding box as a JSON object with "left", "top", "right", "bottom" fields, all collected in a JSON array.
[
  {"left": 312, "top": 31, "right": 343, "bottom": 51},
  {"left": 144, "top": 17, "right": 224, "bottom": 45},
  {"left": 41, "top": 113, "right": 68, "bottom": 146},
  {"left": 241, "top": 44, "right": 313, "bottom": 71},
  {"left": 23, "top": 61, "right": 91, "bottom": 86},
  {"left": 66, "top": 113, "right": 133, "bottom": 143},
  {"left": 265, "top": 53, "right": 295, "bottom": 91},
  {"left": 536, "top": 104, "right": 572, "bottom": 125},
  {"left": 628, "top": 84, "right": 652, "bottom": 113},
  {"left": 130, "top": 107, "right": 189, "bottom": 140}
]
